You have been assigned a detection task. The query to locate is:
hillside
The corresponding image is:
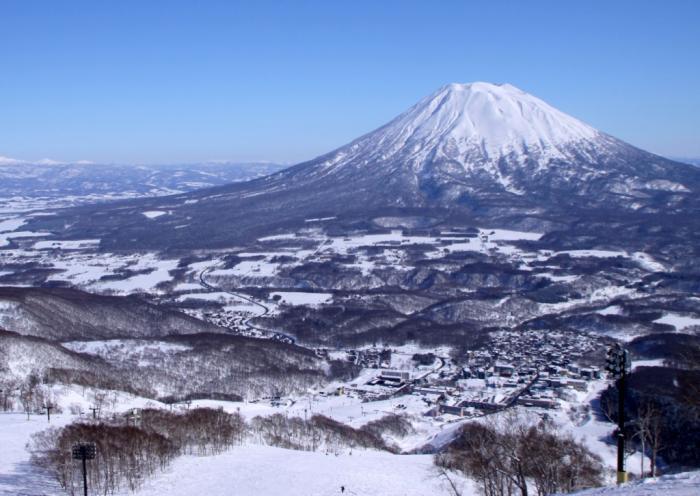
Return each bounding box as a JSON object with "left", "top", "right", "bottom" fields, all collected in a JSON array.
[{"left": 0, "top": 286, "right": 225, "bottom": 341}]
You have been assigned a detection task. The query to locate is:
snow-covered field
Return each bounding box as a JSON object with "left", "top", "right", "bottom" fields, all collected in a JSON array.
[
  {"left": 271, "top": 291, "right": 333, "bottom": 306},
  {"left": 654, "top": 312, "right": 700, "bottom": 331},
  {"left": 0, "top": 387, "right": 167, "bottom": 496},
  {"left": 0, "top": 413, "right": 71, "bottom": 496},
  {"left": 32, "top": 239, "right": 100, "bottom": 250},
  {"left": 0, "top": 408, "right": 470, "bottom": 496},
  {"left": 63, "top": 339, "right": 193, "bottom": 362},
  {"left": 0, "top": 388, "right": 473, "bottom": 496},
  {"left": 0, "top": 207, "right": 666, "bottom": 313},
  {"left": 128, "top": 445, "right": 473, "bottom": 496}
]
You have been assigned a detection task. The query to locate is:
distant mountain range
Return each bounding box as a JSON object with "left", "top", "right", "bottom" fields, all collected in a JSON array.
[
  {"left": 673, "top": 157, "right": 700, "bottom": 167},
  {"left": 29, "top": 83, "right": 700, "bottom": 269},
  {"left": 0, "top": 160, "right": 287, "bottom": 200}
]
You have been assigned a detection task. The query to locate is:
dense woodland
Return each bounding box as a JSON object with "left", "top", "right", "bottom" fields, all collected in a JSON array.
[{"left": 0, "top": 325, "right": 360, "bottom": 406}]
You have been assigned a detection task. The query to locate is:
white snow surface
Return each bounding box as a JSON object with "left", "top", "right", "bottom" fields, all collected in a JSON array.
[
  {"left": 97, "top": 257, "right": 179, "bottom": 293},
  {"left": 0, "top": 217, "right": 26, "bottom": 232},
  {"left": 33, "top": 239, "right": 100, "bottom": 250},
  {"left": 653, "top": 312, "right": 700, "bottom": 331},
  {"left": 0, "top": 414, "right": 73, "bottom": 495},
  {"left": 270, "top": 291, "right": 333, "bottom": 306},
  {"left": 319, "top": 82, "right": 602, "bottom": 174},
  {"left": 566, "top": 470, "right": 700, "bottom": 496},
  {"left": 142, "top": 210, "right": 168, "bottom": 219},
  {"left": 0, "top": 230, "right": 47, "bottom": 247},
  {"left": 1, "top": 387, "right": 170, "bottom": 496},
  {"left": 63, "top": 339, "right": 192, "bottom": 358},
  {"left": 129, "top": 444, "right": 474, "bottom": 496},
  {"left": 597, "top": 305, "right": 624, "bottom": 316}
]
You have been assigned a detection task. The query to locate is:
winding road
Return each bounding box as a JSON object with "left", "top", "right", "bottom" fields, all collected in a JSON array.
[
  {"left": 196, "top": 234, "right": 335, "bottom": 346},
  {"left": 198, "top": 265, "right": 296, "bottom": 344}
]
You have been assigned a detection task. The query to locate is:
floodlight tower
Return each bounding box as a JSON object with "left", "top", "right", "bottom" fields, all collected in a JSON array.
[
  {"left": 72, "top": 442, "right": 96, "bottom": 496},
  {"left": 605, "top": 343, "right": 631, "bottom": 484}
]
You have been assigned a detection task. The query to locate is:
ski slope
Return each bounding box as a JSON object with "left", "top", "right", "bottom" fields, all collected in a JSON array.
[{"left": 128, "top": 444, "right": 475, "bottom": 496}]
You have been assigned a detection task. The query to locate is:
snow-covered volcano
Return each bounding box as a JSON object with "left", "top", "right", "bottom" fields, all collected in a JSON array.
[
  {"left": 323, "top": 82, "right": 599, "bottom": 171},
  {"left": 31, "top": 82, "right": 700, "bottom": 250},
  {"left": 273, "top": 81, "right": 692, "bottom": 203}
]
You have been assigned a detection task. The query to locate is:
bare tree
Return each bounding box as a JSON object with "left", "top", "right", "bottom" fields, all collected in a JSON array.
[
  {"left": 436, "top": 413, "right": 603, "bottom": 496},
  {"left": 89, "top": 391, "right": 107, "bottom": 419},
  {"left": 434, "top": 460, "right": 462, "bottom": 496},
  {"left": 632, "top": 402, "right": 654, "bottom": 477},
  {"left": 20, "top": 373, "right": 40, "bottom": 419},
  {"left": 645, "top": 404, "right": 664, "bottom": 477}
]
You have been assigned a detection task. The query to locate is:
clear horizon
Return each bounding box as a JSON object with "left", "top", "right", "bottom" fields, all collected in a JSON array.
[{"left": 1, "top": 0, "right": 699, "bottom": 164}]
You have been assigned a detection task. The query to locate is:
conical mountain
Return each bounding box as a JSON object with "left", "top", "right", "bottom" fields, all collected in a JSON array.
[{"left": 32, "top": 82, "right": 700, "bottom": 252}]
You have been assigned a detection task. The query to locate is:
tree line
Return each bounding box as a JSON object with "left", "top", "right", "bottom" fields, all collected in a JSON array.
[
  {"left": 29, "top": 408, "right": 414, "bottom": 495},
  {"left": 30, "top": 407, "right": 246, "bottom": 495}
]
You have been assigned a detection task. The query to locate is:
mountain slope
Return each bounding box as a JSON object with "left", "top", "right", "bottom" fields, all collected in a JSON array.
[
  {"left": 0, "top": 287, "right": 225, "bottom": 341},
  {"left": 0, "top": 329, "right": 101, "bottom": 379},
  {"left": 29, "top": 83, "right": 700, "bottom": 256}
]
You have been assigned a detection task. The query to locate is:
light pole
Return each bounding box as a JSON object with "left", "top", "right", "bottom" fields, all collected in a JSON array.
[
  {"left": 606, "top": 343, "right": 631, "bottom": 484},
  {"left": 72, "top": 442, "right": 96, "bottom": 496}
]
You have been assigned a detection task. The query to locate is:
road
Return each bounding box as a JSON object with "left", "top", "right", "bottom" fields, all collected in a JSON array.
[
  {"left": 198, "top": 265, "right": 296, "bottom": 344},
  {"left": 410, "top": 355, "right": 446, "bottom": 382},
  {"left": 196, "top": 235, "right": 334, "bottom": 345}
]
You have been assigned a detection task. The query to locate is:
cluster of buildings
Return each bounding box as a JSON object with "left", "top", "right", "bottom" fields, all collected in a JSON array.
[
  {"left": 333, "top": 329, "right": 605, "bottom": 418},
  {"left": 245, "top": 325, "right": 606, "bottom": 422},
  {"left": 328, "top": 348, "right": 393, "bottom": 369},
  {"left": 433, "top": 330, "right": 604, "bottom": 416}
]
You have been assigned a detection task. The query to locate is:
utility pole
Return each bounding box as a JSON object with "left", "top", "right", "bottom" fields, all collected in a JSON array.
[
  {"left": 89, "top": 406, "right": 98, "bottom": 420},
  {"left": 606, "top": 343, "right": 631, "bottom": 484}
]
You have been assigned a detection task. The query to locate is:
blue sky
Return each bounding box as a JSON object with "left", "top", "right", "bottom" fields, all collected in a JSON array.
[{"left": 1, "top": 1, "right": 698, "bottom": 164}]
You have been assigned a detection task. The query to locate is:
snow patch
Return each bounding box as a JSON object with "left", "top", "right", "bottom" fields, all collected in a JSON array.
[
  {"left": 0, "top": 217, "right": 26, "bottom": 232},
  {"left": 143, "top": 210, "right": 168, "bottom": 219},
  {"left": 33, "top": 239, "right": 100, "bottom": 250},
  {"left": 271, "top": 291, "right": 333, "bottom": 306},
  {"left": 654, "top": 313, "right": 700, "bottom": 331}
]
